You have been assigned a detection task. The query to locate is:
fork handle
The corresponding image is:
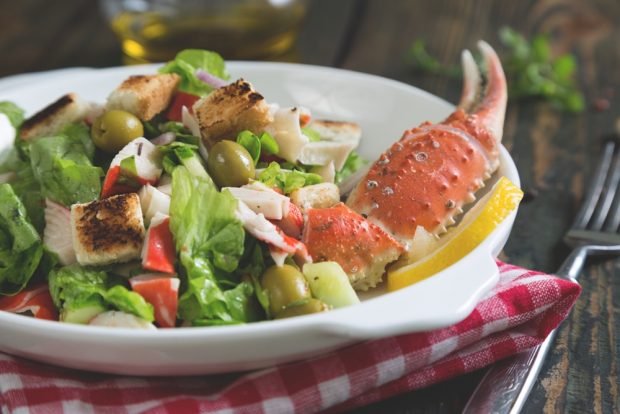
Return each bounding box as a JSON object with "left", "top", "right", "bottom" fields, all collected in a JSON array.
[{"left": 461, "top": 247, "right": 587, "bottom": 414}]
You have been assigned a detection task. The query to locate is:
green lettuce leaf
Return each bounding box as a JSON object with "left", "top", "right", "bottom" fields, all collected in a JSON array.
[
  {"left": 49, "top": 265, "right": 154, "bottom": 323},
  {"left": 258, "top": 162, "right": 322, "bottom": 194},
  {"left": 0, "top": 101, "right": 25, "bottom": 129},
  {"left": 0, "top": 184, "right": 44, "bottom": 295},
  {"left": 29, "top": 134, "right": 103, "bottom": 207},
  {"left": 335, "top": 151, "right": 367, "bottom": 184},
  {"left": 159, "top": 49, "right": 229, "bottom": 96},
  {"left": 170, "top": 166, "right": 252, "bottom": 325}
]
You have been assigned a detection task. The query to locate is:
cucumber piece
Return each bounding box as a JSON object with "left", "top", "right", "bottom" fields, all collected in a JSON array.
[
  {"left": 302, "top": 262, "right": 360, "bottom": 308},
  {"left": 61, "top": 301, "right": 106, "bottom": 324}
]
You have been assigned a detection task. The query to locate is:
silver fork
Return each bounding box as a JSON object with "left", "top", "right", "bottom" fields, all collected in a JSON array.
[{"left": 462, "top": 135, "right": 620, "bottom": 414}]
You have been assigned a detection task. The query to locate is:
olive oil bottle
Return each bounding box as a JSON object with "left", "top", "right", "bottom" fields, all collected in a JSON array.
[{"left": 105, "top": 1, "right": 307, "bottom": 63}]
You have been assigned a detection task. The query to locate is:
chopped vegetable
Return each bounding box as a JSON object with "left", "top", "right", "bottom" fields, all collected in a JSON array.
[
  {"left": 302, "top": 262, "right": 360, "bottom": 308},
  {"left": 159, "top": 49, "right": 229, "bottom": 96},
  {"left": 29, "top": 133, "right": 103, "bottom": 207},
  {"left": 48, "top": 264, "right": 154, "bottom": 323},
  {"left": 170, "top": 166, "right": 254, "bottom": 325},
  {"left": 258, "top": 162, "right": 322, "bottom": 194},
  {"left": 0, "top": 183, "right": 44, "bottom": 295},
  {"left": 0, "top": 101, "right": 25, "bottom": 129}
]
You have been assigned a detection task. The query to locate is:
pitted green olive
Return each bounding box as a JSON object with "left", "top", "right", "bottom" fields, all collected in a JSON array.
[
  {"left": 91, "top": 110, "right": 144, "bottom": 153},
  {"left": 207, "top": 140, "right": 255, "bottom": 187},
  {"left": 261, "top": 264, "right": 310, "bottom": 316},
  {"left": 275, "top": 298, "right": 329, "bottom": 319}
]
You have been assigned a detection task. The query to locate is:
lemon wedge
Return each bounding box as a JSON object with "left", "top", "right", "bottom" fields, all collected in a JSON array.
[{"left": 387, "top": 176, "right": 523, "bottom": 292}]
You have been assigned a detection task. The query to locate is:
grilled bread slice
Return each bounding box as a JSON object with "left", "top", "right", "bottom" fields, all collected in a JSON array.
[
  {"left": 105, "top": 73, "right": 180, "bottom": 121},
  {"left": 71, "top": 193, "right": 145, "bottom": 266},
  {"left": 20, "top": 93, "right": 91, "bottom": 140},
  {"left": 192, "top": 79, "right": 273, "bottom": 148}
]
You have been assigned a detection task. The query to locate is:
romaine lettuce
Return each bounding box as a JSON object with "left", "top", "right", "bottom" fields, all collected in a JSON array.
[
  {"left": 29, "top": 134, "right": 103, "bottom": 207},
  {"left": 159, "top": 49, "right": 229, "bottom": 96},
  {"left": 49, "top": 264, "right": 154, "bottom": 323},
  {"left": 0, "top": 101, "right": 25, "bottom": 129},
  {"left": 170, "top": 166, "right": 255, "bottom": 325},
  {"left": 0, "top": 184, "right": 44, "bottom": 295}
]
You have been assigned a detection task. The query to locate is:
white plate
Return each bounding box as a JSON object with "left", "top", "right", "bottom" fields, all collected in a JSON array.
[{"left": 0, "top": 63, "right": 520, "bottom": 375}]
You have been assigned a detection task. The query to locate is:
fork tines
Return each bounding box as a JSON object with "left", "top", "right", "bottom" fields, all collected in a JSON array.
[{"left": 565, "top": 136, "right": 620, "bottom": 246}]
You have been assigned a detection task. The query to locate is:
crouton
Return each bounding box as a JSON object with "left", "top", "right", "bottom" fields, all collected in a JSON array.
[
  {"left": 192, "top": 79, "right": 273, "bottom": 148},
  {"left": 105, "top": 73, "right": 180, "bottom": 121},
  {"left": 308, "top": 120, "right": 362, "bottom": 144},
  {"left": 71, "top": 193, "right": 145, "bottom": 266},
  {"left": 20, "top": 93, "right": 91, "bottom": 140},
  {"left": 290, "top": 183, "right": 341, "bottom": 214}
]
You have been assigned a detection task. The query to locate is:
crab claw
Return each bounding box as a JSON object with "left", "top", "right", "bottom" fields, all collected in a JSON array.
[{"left": 458, "top": 41, "right": 507, "bottom": 143}]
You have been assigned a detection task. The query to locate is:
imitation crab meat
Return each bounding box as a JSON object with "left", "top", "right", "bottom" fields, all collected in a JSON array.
[{"left": 305, "top": 41, "right": 507, "bottom": 289}]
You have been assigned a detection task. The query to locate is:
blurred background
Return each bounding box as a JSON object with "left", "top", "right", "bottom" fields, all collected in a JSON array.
[{"left": 0, "top": 1, "right": 619, "bottom": 413}]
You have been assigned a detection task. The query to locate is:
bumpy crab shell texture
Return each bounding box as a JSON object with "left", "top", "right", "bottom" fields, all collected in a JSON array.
[{"left": 346, "top": 41, "right": 507, "bottom": 250}]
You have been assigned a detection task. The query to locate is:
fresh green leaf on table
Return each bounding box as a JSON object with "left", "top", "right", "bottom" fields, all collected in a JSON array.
[
  {"left": 499, "top": 27, "right": 584, "bottom": 112},
  {"left": 406, "top": 28, "right": 585, "bottom": 112}
]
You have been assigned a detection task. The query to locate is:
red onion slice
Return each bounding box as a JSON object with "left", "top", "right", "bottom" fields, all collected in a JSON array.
[
  {"left": 195, "top": 69, "right": 228, "bottom": 89},
  {"left": 151, "top": 132, "right": 176, "bottom": 146}
]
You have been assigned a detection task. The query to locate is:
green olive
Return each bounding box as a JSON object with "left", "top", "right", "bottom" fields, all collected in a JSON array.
[
  {"left": 207, "top": 140, "right": 255, "bottom": 187},
  {"left": 261, "top": 264, "right": 311, "bottom": 316},
  {"left": 91, "top": 110, "right": 144, "bottom": 153},
  {"left": 275, "top": 298, "right": 329, "bottom": 319}
]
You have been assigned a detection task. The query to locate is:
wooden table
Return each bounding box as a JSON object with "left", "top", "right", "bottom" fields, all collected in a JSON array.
[{"left": 1, "top": 0, "right": 618, "bottom": 412}]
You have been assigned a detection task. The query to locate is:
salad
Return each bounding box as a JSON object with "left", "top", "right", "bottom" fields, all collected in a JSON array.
[{"left": 0, "top": 50, "right": 368, "bottom": 329}]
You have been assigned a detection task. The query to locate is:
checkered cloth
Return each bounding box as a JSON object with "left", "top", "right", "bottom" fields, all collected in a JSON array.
[{"left": 0, "top": 261, "right": 581, "bottom": 414}]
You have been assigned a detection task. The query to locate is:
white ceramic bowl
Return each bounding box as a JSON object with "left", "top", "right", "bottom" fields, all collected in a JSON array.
[{"left": 0, "top": 63, "right": 520, "bottom": 375}]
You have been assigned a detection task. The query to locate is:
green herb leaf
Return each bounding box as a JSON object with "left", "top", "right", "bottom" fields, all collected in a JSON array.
[
  {"left": 407, "top": 28, "right": 585, "bottom": 112},
  {"left": 236, "top": 130, "right": 261, "bottom": 165}
]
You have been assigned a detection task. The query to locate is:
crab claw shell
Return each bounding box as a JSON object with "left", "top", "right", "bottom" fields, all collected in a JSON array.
[
  {"left": 302, "top": 203, "right": 405, "bottom": 291},
  {"left": 459, "top": 41, "right": 507, "bottom": 143},
  {"left": 346, "top": 41, "right": 507, "bottom": 247}
]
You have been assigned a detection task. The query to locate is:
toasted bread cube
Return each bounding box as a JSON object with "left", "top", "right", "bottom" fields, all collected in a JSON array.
[
  {"left": 105, "top": 73, "right": 180, "bottom": 121},
  {"left": 71, "top": 193, "right": 145, "bottom": 266},
  {"left": 20, "top": 93, "right": 91, "bottom": 140},
  {"left": 308, "top": 120, "right": 362, "bottom": 144},
  {"left": 192, "top": 79, "right": 273, "bottom": 148},
  {"left": 290, "top": 183, "right": 341, "bottom": 214}
]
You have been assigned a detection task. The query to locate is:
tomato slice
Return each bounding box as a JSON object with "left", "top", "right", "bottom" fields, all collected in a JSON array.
[
  {"left": 142, "top": 218, "right": 176, "bottom": 274},
  {"left": 130, "top": 276, "right": 179, "bottom": 328},
  {"left": 166, "top": 92, "right": 200, "bottom": 122},
  {"left": 0, "top": 284, "right": 58, "bottom": 321}
]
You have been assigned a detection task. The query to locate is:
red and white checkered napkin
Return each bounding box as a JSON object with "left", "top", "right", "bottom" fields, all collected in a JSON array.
[{"left": 0, "top": 261, "right": 581, "bottom": 414}]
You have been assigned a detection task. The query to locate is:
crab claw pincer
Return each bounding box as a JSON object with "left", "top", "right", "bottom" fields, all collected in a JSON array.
[{"left": 346, "top": 41, "right": 507, "bottom": 253}]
